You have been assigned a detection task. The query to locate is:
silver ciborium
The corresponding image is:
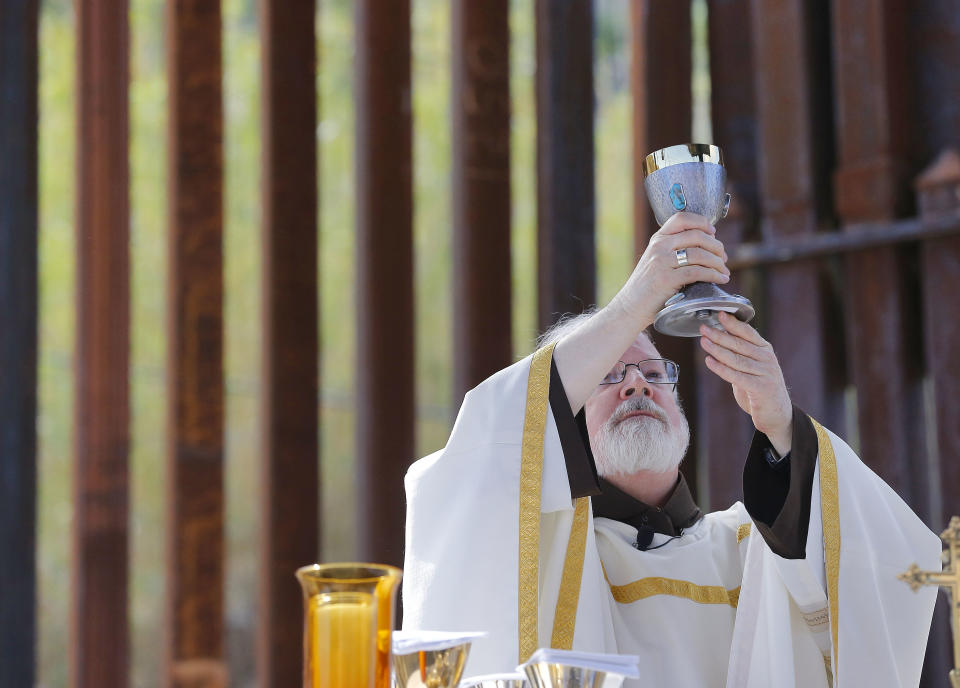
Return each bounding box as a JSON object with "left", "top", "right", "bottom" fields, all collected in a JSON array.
[
  {"left": 460, "top": 673, "right": 528, "bottom": 688},
  {"left": 642, "top": 143, "right": 755, "bottom": 337},
  {"left": 522, "top": 661, "right": 628, "bottom": 688},
  {"left": 392, "top": 631, "right": 480, "bottom": 688}
]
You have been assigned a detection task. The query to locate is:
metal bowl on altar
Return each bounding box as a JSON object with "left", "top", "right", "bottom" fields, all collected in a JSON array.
[
  {"left": 522, "top": 661, "right": 627, "bottom": 688},
  {"left": 460, "top": 672, "right": 528, "bottom": 688},
  {"left": 394, "top": 641, "right": 472, "bottom": 688}
]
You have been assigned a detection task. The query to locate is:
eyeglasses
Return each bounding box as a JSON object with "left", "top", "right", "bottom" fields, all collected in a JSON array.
[{"left": 599, "top": 359, "right": 679, "bottom": 389}]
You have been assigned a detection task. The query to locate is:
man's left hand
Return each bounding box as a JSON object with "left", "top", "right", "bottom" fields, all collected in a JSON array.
[{"left": 698, "top": 311, "right": 793, "bottom": 456}]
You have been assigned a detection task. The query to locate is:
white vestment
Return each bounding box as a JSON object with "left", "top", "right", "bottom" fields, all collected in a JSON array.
[{"left": 402, "top": 351, "right": 942, "bottom": 687}]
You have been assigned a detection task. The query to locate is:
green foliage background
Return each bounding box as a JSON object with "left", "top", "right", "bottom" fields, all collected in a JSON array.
[{"left": 35, "top": 0, "right": 707, "bottom": 684}]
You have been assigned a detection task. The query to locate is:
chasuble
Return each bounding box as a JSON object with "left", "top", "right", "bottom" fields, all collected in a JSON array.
[{"left": 402, "top": 347, "right": 942, "bottom": 687}]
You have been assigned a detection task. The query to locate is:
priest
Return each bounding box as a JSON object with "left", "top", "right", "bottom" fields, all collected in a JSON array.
[{"left": 402, "top": 211, "right": 942, "bottom": 687}]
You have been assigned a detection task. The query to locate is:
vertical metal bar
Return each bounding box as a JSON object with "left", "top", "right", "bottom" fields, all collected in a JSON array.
[
  {"left": 0, "top": 2, "right": 38, "bottom": 687},
  {"left": 750, "top": 0, "right": 839, "bottom": 427},
  {"left": 452, "top": 0, "right": 512, "bottom": 402},
  {"left": 917, "top": 155, "right": 960, "bottom": 687},
  {"left": 907, "top": 3, "right": 960, "bottom": 679},
  {"left": 73, "top": 2, "right": 130, "bottom": 686},
  {"left": 630, "top": 0, "right": 700, "bottom": 500},
  {"left": 832, "top": 0, "right": 911, "bottom": 221},
  {"left": 259, "top": 0, "right": 319, "bottom": 685},
  {"left": 701, "top": 0, "right": 763, "bottom": 507},
  {"left": 907, "top": 1, "right": 960, "bottom": 164},
  {"left": 832, "top": 0, "right": 921, "bottom": 502},
  {"left": 355, "top": 0, "right": 414, "bottom": 566},
  {"left": 535, "top": 0, "right": 595, "bottom": 331},
  {"left": 699, "top": 0, "right": 761, "bottom": 509},
  {"left": 708, "top": 0, "right": 759, "bottom": 242},
  {"left": 839, "top": 247, "right": 926, "bottom": 559},
  {"left": 166, "top": 2, "right": 226, "bottom": 686},
  {"left": 916, "top": 115, "right": 960, "bottom": 527},
  {"left": 920, "top": 242, "right": 957, "bottom": 686},
  {"left": 630, "top": 0, "right": 692, "bottom": 250}
]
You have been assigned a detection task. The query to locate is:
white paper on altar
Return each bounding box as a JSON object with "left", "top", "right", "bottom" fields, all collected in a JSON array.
[{"left": 392, "top": 630, "right": 488, "bottom": 654}]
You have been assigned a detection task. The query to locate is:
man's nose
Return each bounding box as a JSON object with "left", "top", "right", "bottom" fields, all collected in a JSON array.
[{"left": 619, "top": 368, "right": 652, "bottom": 399}]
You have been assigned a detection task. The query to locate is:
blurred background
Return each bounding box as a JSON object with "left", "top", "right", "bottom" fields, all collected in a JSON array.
[
  {"left": 2, "top": 0, "right": 959, "bottom": 686},
  {"left": 29, "top": 1, "right": 658, "bottom": 685}
]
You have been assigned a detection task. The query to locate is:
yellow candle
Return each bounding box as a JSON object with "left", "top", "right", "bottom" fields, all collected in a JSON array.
[{"left": 307, "top": 591, "right": 376, "bottom": 688}]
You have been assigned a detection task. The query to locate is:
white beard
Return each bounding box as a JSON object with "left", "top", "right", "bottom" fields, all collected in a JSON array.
[{"left": 592, "top": 395, "right": 690, "bottom": 477}]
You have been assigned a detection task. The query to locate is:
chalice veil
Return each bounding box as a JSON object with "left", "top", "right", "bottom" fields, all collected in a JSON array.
[{"left": 642, "top": 143, "right": 755, "bottom": 337}]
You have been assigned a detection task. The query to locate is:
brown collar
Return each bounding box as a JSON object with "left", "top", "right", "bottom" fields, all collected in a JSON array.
[{"left": 592, "top": 472, "right": 702, "bottom": 537}]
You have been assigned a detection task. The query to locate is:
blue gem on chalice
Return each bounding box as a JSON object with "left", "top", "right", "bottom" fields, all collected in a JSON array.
[{"left": 642, "top": 143, "right": 755, "bottom": 337}]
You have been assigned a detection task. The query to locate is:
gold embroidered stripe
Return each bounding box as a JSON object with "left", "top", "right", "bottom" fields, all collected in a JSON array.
[
  {"left": 518, "top": 344, "right": 556, "bottom": 663},
  {"left": 726, "top": 586, "right": 741, "bottom": 607},
  {"left": 813, "top": 418, "right": 841, "bottom": 679},
  {"left": 551, "top": 496, "right": 590, "bottom": 649},
  {"left": 606, "top": 573, "right": 741, "bottom": 608},
  {"left": 737, "top": 523, "right": 751, "bottom": 543}
]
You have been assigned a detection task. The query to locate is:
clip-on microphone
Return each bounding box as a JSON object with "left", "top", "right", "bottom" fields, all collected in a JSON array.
[{"left": 635, "top": 525, "right": 656, "bottom": 551}]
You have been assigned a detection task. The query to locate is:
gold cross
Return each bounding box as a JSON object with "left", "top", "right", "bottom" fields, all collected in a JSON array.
[{"left": 899, "top": 515, "right": 960, "bottom": 688}]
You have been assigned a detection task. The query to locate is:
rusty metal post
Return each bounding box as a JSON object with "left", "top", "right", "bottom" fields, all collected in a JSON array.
[
  {"left": 750, "top": 0, "right": 840, "bottom": 428},
  {"left": 908, "top": 2, "right": 960, "bottom": 523},
  {"left": 73, "top": 2, "right": 130, "bottom": 686},
  {"left": 452, "top": 0, "right": 512, "bottom": 403},
  {"left": 630, "top": 0, "right": 700, "bottom": 500},
  {"left": 907, "top": 3, "right": 960, "bottom": 163},
  {"left": 536, "top": 0, "right": 595, "bottom": 331},
  {"left": 906, "top": 0, "right": 960, "bottom": 521},
  {"left": 695, "top": 0, "right": 762, "bottom": 509},
  {"left": 166, "top": 2, "right": 225, "bottom": 686},
  {"left": 907, "top": 0, "right": 960, "bottom": 528},
  {"left": 0, "top": 2, "right": 38, "bottom": 686},
  {"left": 708, "top": 0, "right": 759, "bottom": 244},
  {"left": 910, "top": 14, "right": 960, "bottom": 683},
  {"left": 355, "top": 0, "right": 414, "bottom": 566},
  {"left": 832, "top": 0, "right": 920, "bottom": 501},
  {"left": 829, "top": 17, "right": 944, "bottom": 677},
  {"left": 259, "top": 0, "right": 319, "bottom": 685},
  {"left": 916, "top": 151, "right": 960, "bottom": 687},
  {"left": 631, "top": 0, "right": 692, "bottom": 250}
]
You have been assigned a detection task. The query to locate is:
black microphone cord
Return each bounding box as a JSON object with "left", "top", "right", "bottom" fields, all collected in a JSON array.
[{"left": 634, "top": 524, "right": 684, "bottom": 551}]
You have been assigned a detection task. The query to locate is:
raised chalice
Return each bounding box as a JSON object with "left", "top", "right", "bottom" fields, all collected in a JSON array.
[{"left": 642, "top": 143, "right": 755, "bottom": 337}]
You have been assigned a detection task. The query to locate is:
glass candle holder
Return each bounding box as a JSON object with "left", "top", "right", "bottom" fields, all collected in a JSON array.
[{"left": 296, "top": 563, "right": 402, "bottom": 688}]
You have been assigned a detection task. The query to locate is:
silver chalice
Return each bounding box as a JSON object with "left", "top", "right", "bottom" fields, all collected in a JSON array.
[{"left": 642, "top": 143, "right": 755, "bottom": 337}]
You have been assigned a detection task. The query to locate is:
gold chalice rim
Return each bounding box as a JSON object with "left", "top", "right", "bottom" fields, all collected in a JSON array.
[
  {"left": 296, "top": 562, "right": 402, "bottom": 584},
  {"left": 642, "top": 143, "right": 724, "bottom": 178}
]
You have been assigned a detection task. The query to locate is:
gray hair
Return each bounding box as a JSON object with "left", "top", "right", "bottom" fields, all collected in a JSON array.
[
  {"left": 537, "top": 309, "right": 600, "bottom": 349},
  {"left": 536, "top": 311, "right": 675, "bottom": 399},
  {"left": 537, "top": 309, "right": 655, "bottom": 350}
]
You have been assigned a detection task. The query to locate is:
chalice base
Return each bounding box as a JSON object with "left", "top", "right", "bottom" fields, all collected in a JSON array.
[{"left": 654, "top": 281, "right": 755, "bottom": 337}]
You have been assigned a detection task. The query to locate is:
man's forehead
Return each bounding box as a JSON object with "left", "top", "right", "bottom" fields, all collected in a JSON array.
[{"left": 620, "top": 334, "right": 660, "bottom": 361}]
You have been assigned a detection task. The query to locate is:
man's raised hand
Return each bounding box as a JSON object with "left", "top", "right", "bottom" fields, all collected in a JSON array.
[
  {"left": 699, "top": 311, "right": 793, "bottom": 456},
  {"left": 555, "top": 212, "right": 728, "bottom": 414},
  {"left": 616, "top": 212, "right": 730, "bottom": 328}
]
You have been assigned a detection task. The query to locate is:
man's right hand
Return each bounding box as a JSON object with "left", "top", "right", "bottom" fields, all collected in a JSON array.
[
  {"left": 553, "top": 212, "right": 729, "bottom": 413},
  {"left": 614, "top": 211, "right": 730, "bottom": 328}
]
